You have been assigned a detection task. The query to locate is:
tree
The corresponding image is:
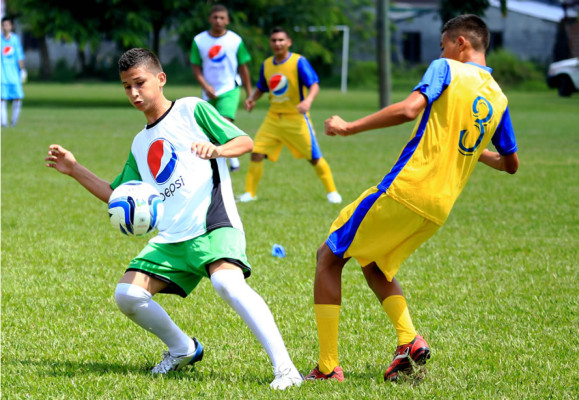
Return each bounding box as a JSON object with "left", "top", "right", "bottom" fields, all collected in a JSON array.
[{"left": 439, "top": 0, "right": 508, "bottom": 22}]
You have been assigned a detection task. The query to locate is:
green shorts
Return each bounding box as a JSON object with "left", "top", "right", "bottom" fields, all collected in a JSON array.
[
  {"left": 208, "top": 87, "right": 241, "bottom": 121},
  {"left": 127, "top": 227, "right": 251, "bottom": 297}
]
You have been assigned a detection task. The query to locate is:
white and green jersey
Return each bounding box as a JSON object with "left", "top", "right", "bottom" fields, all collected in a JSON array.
[
  {"left": 190, "top": 30, "right": 251, "bottom": 100},
  {"left": 111, "top": 97, "right": 247, "bottom": 244}
]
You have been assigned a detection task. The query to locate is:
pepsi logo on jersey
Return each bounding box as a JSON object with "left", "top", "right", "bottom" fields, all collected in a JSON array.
[
  {"left": 270, "top": 74, "right": 289, "bottom": 96},
  {"left": 147, "top": 139, "right": 185, "bottom": 201},
  {"left": 208, "top": 45, "right": 226, "bottom": 63}
]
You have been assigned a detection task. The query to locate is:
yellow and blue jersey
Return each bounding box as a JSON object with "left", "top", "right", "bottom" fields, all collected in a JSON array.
[
  {"left": 256, "top": 52, "right": 318, "bottom": 115},
  {"left": 382, "top": 58, "right": 517, "bottom": 225}
]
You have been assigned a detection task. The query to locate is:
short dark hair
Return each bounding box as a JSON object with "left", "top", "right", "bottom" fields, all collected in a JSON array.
[
  {"left": 441, "top": 14, "right": 490, "bottom": 52},
  {"left": 118, "top": 48, "right": 163, "bottom": 74},
  {"left": 209, "top": 4, "right": 228, "bottom": 16},
  {"left": 2, "top": 17, "right": 13, "bottom": 24},
  {"left": 270, "top": 26, "right": 290, "bottom": 38}
]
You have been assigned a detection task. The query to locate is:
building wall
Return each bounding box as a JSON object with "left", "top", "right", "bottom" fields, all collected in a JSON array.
[{"left": 394, "top": 6, "right": 560, "bottom": 65}]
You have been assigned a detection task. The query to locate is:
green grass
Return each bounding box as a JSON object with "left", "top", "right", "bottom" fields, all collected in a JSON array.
[{"left": 2, "top": 83, "right": 578, "bottom": 399}]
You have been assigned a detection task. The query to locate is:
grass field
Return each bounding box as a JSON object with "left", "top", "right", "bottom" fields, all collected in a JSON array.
[{"left": 2, "top": 82, "right": 578, "bottom": 399}]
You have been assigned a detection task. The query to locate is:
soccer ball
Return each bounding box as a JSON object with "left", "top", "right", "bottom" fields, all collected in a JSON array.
[{"left": 108, "top": 181, "right": 164, "bottom": 237}]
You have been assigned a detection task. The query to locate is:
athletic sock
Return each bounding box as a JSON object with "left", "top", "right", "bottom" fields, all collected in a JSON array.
[
  {"left": 11, "top": 99, "right": 22, "bottom": 126},
  {"left": 1, "top": 100, "right": 7, "bottom": 126},
  {"left": 313, "top": 158, "right": 337, "bottom": 193},
  {"left": 114, "top": 283, "right": 195, "bottom": 356},
  {"left": 382, "top": 295, "right": 417, "bottom": 346},
  {"left": 244, "top": 160, "right": 264, "bottom": 197},
  {"left": 211, "top": 269, "right": 295, "bottom": 373},
  {"left": 314, "top": 304, "right": 341, "bottom": 374}
]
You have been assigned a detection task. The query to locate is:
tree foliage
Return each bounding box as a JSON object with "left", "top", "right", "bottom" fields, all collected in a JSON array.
[{"left": 439, "top": 0, "right": 508, "bottom": 23}]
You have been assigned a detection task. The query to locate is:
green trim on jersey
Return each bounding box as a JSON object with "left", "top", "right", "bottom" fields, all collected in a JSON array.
[
  {"left": 111, "top": 151, "right": 141, "bottom": 190},
  {"left": 194, "top": 101, "right": 246, "bottom": 144},
  {"left": 190, "top": 40, "right": 201, "bottom": 65},
  {"left": 237, "top": 40, "right": 251, "bottom": 65}
]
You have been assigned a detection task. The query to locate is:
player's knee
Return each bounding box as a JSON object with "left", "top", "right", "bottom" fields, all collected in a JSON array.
[
  {"left": 210, "top": 269, "right": 246, "bottom": 302},
  {"left": 114, "top": 283, "right": 151, "bottom": 316}
]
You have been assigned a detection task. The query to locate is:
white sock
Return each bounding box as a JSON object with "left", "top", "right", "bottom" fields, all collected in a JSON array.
[
  {"left": 211, "top": 269, "right": 295, "bottom": 373},
  {"left": 11, "top": 99, "right": 22, "bottom": 126},
  {"left": 114, "top": 283, "right": 195, "bottom": 356},
  {"left": 229, "top": 157, "right": 240, "bottom": 169},
  {"left": 1, "top": 100, "right": 7, "bottom": 126}
]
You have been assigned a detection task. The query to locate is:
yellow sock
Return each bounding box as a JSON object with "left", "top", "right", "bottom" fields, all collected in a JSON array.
[
  {"left": 244, "top": 161, "right": 263, "bottom": 197},
  {"left": 313, "top": 158, "right": 337, "bottom": 193},
  {"left": 382, "top": 295, "right": 417, "bottom": 346},
  {"left": 314, "top": 304, "right": 341, "bottom": 374}
]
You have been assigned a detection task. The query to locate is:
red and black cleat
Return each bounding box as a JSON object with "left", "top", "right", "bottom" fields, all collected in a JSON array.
[{"left": 384, "top": 334, "right": 431, "bottom": 382}]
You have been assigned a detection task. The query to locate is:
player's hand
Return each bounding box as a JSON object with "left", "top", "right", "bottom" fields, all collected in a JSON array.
[
  {"left": 245, "top": 98, "right": 256, "bottom": 112},
  {"left": 205, "top": 86, "right": 217, "bottom": 99},
  {"left": 297, "top": 99, "right": 312, "bottom": 114},
  {"left": 45, "top": 144, "right": 77, "bottom": 175},
  {"left": 192, "top": 141, "right": 221, "bottom": 159},
  {"left": 325, "top": 115, "right": 350, "bottom": 136},
  {"left": 20, "top": 69, "right": 28, "bottom": 83}
]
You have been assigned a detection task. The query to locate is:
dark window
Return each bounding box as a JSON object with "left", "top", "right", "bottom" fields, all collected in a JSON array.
[
  {"left": 403, "top": 32, "right": 421, "bottom": 63},
  {"left": 489, "top": 31, "right": 503, "bottom": 52}
]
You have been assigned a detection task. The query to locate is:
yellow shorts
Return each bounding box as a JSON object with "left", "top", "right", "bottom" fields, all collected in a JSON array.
[
  {"left": 326, "top": 186, "right": 439, "bottom": 281},
  {"left": 253, "top": 112, "right": 322, "bottom": 162}
]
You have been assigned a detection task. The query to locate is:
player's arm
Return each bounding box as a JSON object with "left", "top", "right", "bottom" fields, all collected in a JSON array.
[
  {"left": 326, "top": 90, "right": 427, "bottom": 136},
  {"left": 192, "top": 101, "right": 254, "bottom": 158},
  {"left": 478, "top": 150, "right": 519, "bottom": 174},
  {"left": 297, "top": 82, "right": 319, "bottom": 114},
  {"left": 45, "top": 144, "right": 113, "bottom": 203},
  {"left": 193, "top": 135, "right": 253, "bottom": 159},
  {"left": 478, "top": 106, "right": 519, "bottom": 174},
  {"left": 192, "top": 65, "right": 216, "bottom": 99},
  {"left": 245, "top": 87, "right": 264, "bottom": 112},
  {"left": 238, "top": 63, "right": 252, "bottom": 98}
]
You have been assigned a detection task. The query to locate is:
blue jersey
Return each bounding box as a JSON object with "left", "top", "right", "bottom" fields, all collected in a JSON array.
[{"left": 1, "top": 33, "right": 25, "bottom": 99}]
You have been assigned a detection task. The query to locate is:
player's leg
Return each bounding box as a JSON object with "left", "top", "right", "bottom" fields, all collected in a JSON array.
[
  {"left": 239, "top": 152, "right": 265, "bottom": 201},
  {"left": 208, "top": 260, "right": 302, "bottom": 389},
  {"left": 115, "top": 271, "right": 200, "bottom": 371},
  {"left": 309, "top": 157, "right": 341, "bottom": 203},
  {"left": 11, "top": 99, "right": 22, "bottom": 126},
  {"left": 358, "top": 201, "right": 439, "bottom": 381},
  {"left": 305, "top": 242, "right": 348, "bottom": 381},
  {"left": 288, "top": 114, "right": 341, "bottom": 203},
  {"left": 115, "top": 241, "right": 207, "bottom": 373},
  {"left": 1, "top": 100, "right": 8, "bottom": 126},
  {"left": 214, "top": 89, "right": 242, "bottom": 172}
]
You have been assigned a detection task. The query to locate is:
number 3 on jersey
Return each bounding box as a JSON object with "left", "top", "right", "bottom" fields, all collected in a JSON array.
[{"left": 458, "top": 96, "right": 493, "bottom": 156}]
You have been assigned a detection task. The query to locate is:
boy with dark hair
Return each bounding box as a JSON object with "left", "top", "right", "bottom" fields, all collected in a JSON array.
[
  {"left": 238, "top": 26, "right": 342, "bottom": 204},
  {"left": 190, "top": 4, "right": 252, "bottom": 172},
  {"left": 306, "top": 14, "right": 519, "bottom": 382},
  {"left": 45, "top": 48, "right": 303, "bottom": 390}
]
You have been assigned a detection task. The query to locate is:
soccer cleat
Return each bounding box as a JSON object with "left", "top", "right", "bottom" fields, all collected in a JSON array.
[
  {"left": 237, "top": 192, "right": 257, "bottom": 202},
  {"left": 270, "top": 366, "right": 304, "bottom": 390},
  {"left": 384, "top": 334, "right": 430, "bottom": 382},
  {"left": 151, "top": 337, "right": 204, "bottom": 374},
  {"left": 327, "top": 191, "right": 342, "bottom": 204},
  {"left": 305, "top": 365, "right": 345, "bottom": 382}
]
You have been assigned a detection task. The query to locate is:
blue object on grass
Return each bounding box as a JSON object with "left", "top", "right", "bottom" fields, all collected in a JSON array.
[{"left": 271, "top": 244, "right": 286, "bottom": 258}]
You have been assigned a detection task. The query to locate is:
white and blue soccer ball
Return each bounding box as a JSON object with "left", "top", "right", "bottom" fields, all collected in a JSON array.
[{"left": 108, "top": 181, "right": 164, "bottom": 237}]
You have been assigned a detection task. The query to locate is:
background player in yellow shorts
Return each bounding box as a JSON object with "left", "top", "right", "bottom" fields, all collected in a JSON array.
[
  {"left": 305, "top": 14, "right": 520, "bottom": 382},
  {"left": 238, "top": 27, "right": 342, "bottom": 204}
]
